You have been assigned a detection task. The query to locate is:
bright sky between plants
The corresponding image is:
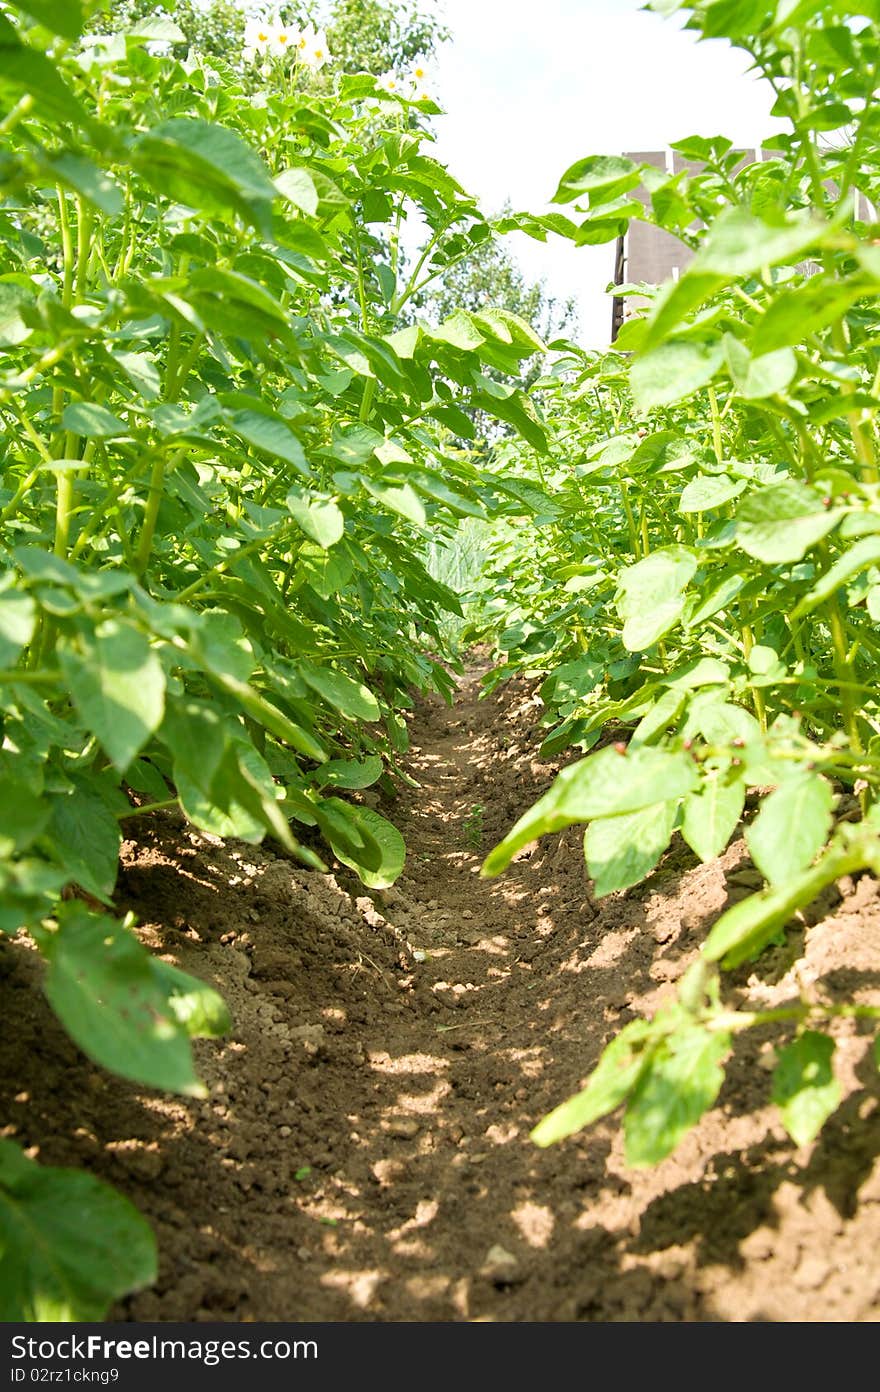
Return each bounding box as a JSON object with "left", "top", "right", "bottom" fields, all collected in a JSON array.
[{"left": 431, "top": 0, "right": 787, "bottom": 346}]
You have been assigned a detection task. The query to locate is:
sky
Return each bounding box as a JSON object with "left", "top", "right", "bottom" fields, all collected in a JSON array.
[{"left": 426, "top": 0, "right": 785, "bottom": 346}]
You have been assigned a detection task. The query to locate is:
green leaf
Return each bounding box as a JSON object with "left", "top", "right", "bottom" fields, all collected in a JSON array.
[
  {"left": 682, "top": 769, "right": 745, "bottom": 862},
  {"left": 703, "top": 839, "right": 852, "bottom": 968},
  {"left": 49, "top": 153, "right": 122, "bottom": 216},
  {"left": 0, "top": 585, "right": 36, "bottom": 665},
  {"left": 174, "top": 762, "right": 263, "bottom": 843},
  {"left": 0, "top": 1139, "right": 156, "bottom": 1322},
  {"left": 227, "top": 409, "right": 308, "bottom": 474},
  {"left": 540, "top": 655, "right": 605, "bottom": 706},
  {"left": 363, "top": 479, "right": 426, "bottom": 526},
  {"left": 624, "top": 1023, "right": 731, "bottom": 1166},
  {"left": 133, "top": 120, "right": 277, "bottom": 231},
  {"left": 482, "top": 745, "right": 698, "bottom": 877},
  {"left": 696, "top": 208, "right": 827, "bottom": 278},
  {"left": 0, "top": 283, "right": 33, "bottom": 348},
  {"left": 42, "top": 906, "right": 228, "bottom": 1096},
  {"left": 314, "top": 797, "right": 382, "bottom": 874},
  {"left": 631, "top": 687, "right": 686, "bottom": 744},
  {"left": 679, "top": 474, "right": 746, "bottom": 513},
  {"left": 286, "top": 486, "right": 344, "bottom": 547},
  {"left": 61, "top": 402, "right": 127, "bottom": 439},
  {"left": 747, "top": 644, "right": 786, "bottom": 685},
  {"left": 7, "top": 0, "right": 84, "bottom": 37},
  {"left": 746, "top": 772, "right": 833, "bottom": 886},
  {"left": 328, "top": 805, "right": 405, "bottom": 888},
  {"left": 641, "top": 207, "right": 829, "bottom": 346},
  {"left": 753, "top": 277, "right": 874, "bottom": 355},
  {"left": 300, "top": 664, "right": 381, "bottom": 721},
  {"left": 124, "top": 16, "right": 186, "bottom": 41},
  {"left": 311, "top": 755, "right": 383, "bottom": 790},
  {"left": 150, "top": 958, "right": 231, "bottom": 1038},
  {"left": 531, "top": 1019, "right": 657, "bottom": 1146},
  {"left": 631, "top": 339, "right": 725, "bottom": 411},
  {"left": 736, "top": 481, "right": 843, "bottom": 564},
  {"left": 772, "top": 1032, "right": 840, "bottom": 1147},
  {"left": 616, "top": 546, "right": 697, "bottom": 651},
  {"left": 552, "top": 154, "right": 638, "bottom": 204},
  {"left": 662, "top": 656, "right": 731, "bottom": 690},
  {"left": 60, "top": 621, "right": 165, "bottom": 773},
  {"left": 125, "top": 758, "right": 169, "bottom": 802},
  {"left": 275, "top": 166, "right": 319, "bottom": 215},
  {"left": 739, "top": 348, "right": 798, "bottom": 400},
  {"left": 0, "top": 776, "right": 49, "bottom": 856},
  {"left": 160, "top": 698, "right": 227, "bottom": 796},
  {"left": 215, "top": 675, "right": 327, "bottom": 763},
  {"left": 114, "top": 350, "right": 161, "bottom": 400},
  {"left": 686, "top": 571, "right": 747, "bottom": 628},
  {"left": 792, "top": 537, "right": 880, "bottom": 618},
  {"left": 0, "top": 36, "right": 87, "bottom": 125},
  {"left": 47, "top": 782, "right": 120, "bottom": 903},
  {"left": 585, "top": 800, "right": 678, "bottom": 897},
  {"left": 690, "top": 699, "right": 761, "bottom": 745},
  {"left": 431, "top": 309, "right": 485, "bottom": 351}
]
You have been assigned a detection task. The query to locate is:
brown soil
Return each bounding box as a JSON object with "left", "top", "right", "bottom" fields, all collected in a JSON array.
[{"left": 5, "top": 661, "right": 880, "bottom": 1322}]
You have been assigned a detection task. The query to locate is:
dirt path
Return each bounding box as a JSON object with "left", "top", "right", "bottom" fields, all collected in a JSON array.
[{"left": 5, "top": 663, "right": 880, "bottom": 1320}]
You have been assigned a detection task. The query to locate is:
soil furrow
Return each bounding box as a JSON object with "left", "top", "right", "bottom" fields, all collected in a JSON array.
[{"left": 3, "top": 664, "right": 880, "bottom": 1320}]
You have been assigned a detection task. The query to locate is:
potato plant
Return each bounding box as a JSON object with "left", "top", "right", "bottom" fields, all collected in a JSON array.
[
  {"left": 0, "top": 0, "right": 549, "bottom": 1318},
  {"left": 483, "top": 0, "right": 880, "bottom": 1166}
]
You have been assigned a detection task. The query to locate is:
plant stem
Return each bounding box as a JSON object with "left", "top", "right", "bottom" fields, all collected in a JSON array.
[
  {"left": 0, "top": 669, "right": 61, "bottom": 685},
  {"left": 708, "top": 385, "right": 724, "bottom": 464},
  {"left": 117, "top": 798, "right": 180, "bottom": 820}
]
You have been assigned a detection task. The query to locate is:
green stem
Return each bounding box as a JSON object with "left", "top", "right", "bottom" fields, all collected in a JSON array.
[
  {"left": 708, "top": 385, "right": 724, "bottom": 464},
  {"left": 618, "top": 475, "right": 640, "bottom": 559},
  {"left": 56, "top": 187, "right": 74, "bottom": 311},
  {"left": 117, "top": 798, "right": 179, "bottom": 820},
  {"left": 133, "top": 449, "right": 185, "bottom": 580},
  {"left": 0, "top": 668, "right": 61, "bottom": 685},
  {"left": 74, "top": 196, "right": 92, "bottom": 303},
  {"left": 167, "top": 335, "right": 203, "bottom": 401},
  {"left": 741, "top": 622, "right": 768, "bottom": 732},
  {"left": 53, "top": 473, "right": 75, "bottom": 559},
  {"left": 707, "top": 1000, "right": 880, "bottom": 1035},
  {"left": 0, "top": 93, "right": 34, "bottom": 136},
  {"left": 359, "top": 377, "right": 376, "bottom": 424},
  {"left": 827, "top": 597, "right": 863, "bottom": 755}
]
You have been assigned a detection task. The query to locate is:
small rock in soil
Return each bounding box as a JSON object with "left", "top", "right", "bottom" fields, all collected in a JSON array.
[
  {"left": 479, "top": 1244, "right": 523, "bottom": 1286},
  {"left": 386, "top": 1117, "right": 420, "bottom": 1139},
  {"left": 290, "top": 1024, "right": 324, "bottom": 1045},
  {"left": 727, "top": 867, "right": 764, "bottom": 890},
  {"left": 116, "top": 1147, "right": 164, "bottom": 1181}
]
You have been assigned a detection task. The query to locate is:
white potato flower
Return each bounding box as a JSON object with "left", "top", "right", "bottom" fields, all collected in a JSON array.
[
  {"left": 377, "top": 70, "right": 400, "bottom": 93},
  {"left": 271, "top": 19, "right": 297, "bottom": 55},
  {"left": 407, "top": 63, "right": 431, "bottom": 101},
  {"left": 243, "top": 16, "right": 272, "bottom": 63},
  {"left": 297, "top": 23, "right": 331, "bottom": 69}
]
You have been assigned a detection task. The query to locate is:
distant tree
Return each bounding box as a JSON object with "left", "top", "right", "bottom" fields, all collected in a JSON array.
[
  {"left": 317, "top": 0, "right": 448, "bottom": 76},
  {"left": 98, "top": 0, "right": 446, "bottom": 74},
  {"left": 98, "top": 0, "right": 246, "bottom": 57}
]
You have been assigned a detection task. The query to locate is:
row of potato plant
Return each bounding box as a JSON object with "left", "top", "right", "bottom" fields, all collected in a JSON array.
[
  {"left": 479, "top": 0, "right": 880, "bottom": 1167},
  {"left": 0, "top": 0, "right": 548, "bottom": 1318}
]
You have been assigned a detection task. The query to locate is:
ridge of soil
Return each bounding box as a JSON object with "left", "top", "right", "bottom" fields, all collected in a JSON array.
[{"left": 5, "top": 661, "right": 880, "bottom": 1321}]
